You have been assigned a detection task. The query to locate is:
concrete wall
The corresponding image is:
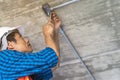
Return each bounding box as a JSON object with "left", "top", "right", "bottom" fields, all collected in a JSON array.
[{"left": 0, "top": 0, "right": 120, "bottom": 80}]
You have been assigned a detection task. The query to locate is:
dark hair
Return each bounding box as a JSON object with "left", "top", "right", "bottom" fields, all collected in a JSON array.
[
  {"left": 6, "top": 29, "right": 20, "bottom": 43},
  {"left": 0, "top": 29, "right": 20, "bottom": 50}
]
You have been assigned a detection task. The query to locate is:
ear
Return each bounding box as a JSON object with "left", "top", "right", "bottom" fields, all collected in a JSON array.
[{"left": 7, "top": 41, "right": 15, "bottom": 50}]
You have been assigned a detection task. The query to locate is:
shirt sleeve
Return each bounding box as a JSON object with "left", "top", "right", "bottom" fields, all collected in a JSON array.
[
  {"left": 0, "top": 47, "right": 58, "bottom": 79},
  {"left": 36, "top": 47, "right": 58, "bottom": 68}
]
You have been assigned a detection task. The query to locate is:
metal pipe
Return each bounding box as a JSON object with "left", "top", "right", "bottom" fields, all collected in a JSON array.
[
  {"left": 42, "top": 1, "right": 95, "bottom": 80},
  {"left": 51, "top": 0, "right": 80, "bottom": 10},
  {"left": 59, "top": 27, "right": 96, "bottom": 80}
]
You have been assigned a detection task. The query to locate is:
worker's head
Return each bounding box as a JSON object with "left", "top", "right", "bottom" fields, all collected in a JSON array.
[{"left": 0, "top": 27, "right": 33, "bottom": 52}]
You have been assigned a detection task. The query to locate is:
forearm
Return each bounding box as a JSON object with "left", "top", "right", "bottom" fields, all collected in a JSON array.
[
  {"left": 54, "top": 30, "right": 61, "bottom": 68},
  {"left": 44, "top": 30, "right": 61, "bottom": 70},
  {"left": 43, "top": 12, "right": 61, "bottom": 69},
  {"left": 44, "top": 34, "right": 60, "bottom": 58},
  {"left": 54, "top": 30, "right": 60, "bottom": 57}
]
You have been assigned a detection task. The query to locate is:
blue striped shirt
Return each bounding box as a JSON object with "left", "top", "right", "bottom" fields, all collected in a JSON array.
[{"left": 0, "top": 47, "right": 58, "bottom": 80}]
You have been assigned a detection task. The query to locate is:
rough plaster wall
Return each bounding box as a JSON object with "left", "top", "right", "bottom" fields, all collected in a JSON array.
[{"left": 0, "top": 0, "right": 120, "bottom": 80}]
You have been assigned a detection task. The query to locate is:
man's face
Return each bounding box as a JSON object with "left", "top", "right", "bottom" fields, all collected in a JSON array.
[{"left": 8, "top": 33, "right": 33, "bottom": 52}]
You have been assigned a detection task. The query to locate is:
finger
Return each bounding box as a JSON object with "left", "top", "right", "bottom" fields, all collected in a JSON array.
[
  {"left": 50, "top": 11, "right": 55, "bottom": 19},
  {"left": 53, "top": 16, "right": 60, "bottom": 22},
  {"left": 56, "top": 18, "right": 61, "bottom": 22},
  {"left": 51, "top": 11, "right": 56, "bottom": 16},
  {"left": 51, "top": 13, "right": 58, "bottom": 20},
  {"left": 51, "top": 12, "right": 57, "bottom": 20},
  {"left": 48, "top": 17, "right": 54, "bottom": 23},
  {"left": 51, "top": 12, "right": 61, "bottom": 23}
]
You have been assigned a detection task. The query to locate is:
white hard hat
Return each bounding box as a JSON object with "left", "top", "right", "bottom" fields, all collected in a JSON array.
[{"left": 0, "top": 26, "right": 24, "bottom": 50}]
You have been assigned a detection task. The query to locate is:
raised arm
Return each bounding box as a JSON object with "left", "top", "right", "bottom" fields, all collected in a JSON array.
[{"left": 42, "top": 12, "right": 61, "bottom": 70}]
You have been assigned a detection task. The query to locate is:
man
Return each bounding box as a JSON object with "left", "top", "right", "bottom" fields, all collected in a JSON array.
[{"left": 0, "top": 12, "right": 61, "bottom": 80}]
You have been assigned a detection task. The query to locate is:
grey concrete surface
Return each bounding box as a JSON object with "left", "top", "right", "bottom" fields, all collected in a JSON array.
[{"left": 0, "top": 0, "right": 120, "bottom": 80}]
